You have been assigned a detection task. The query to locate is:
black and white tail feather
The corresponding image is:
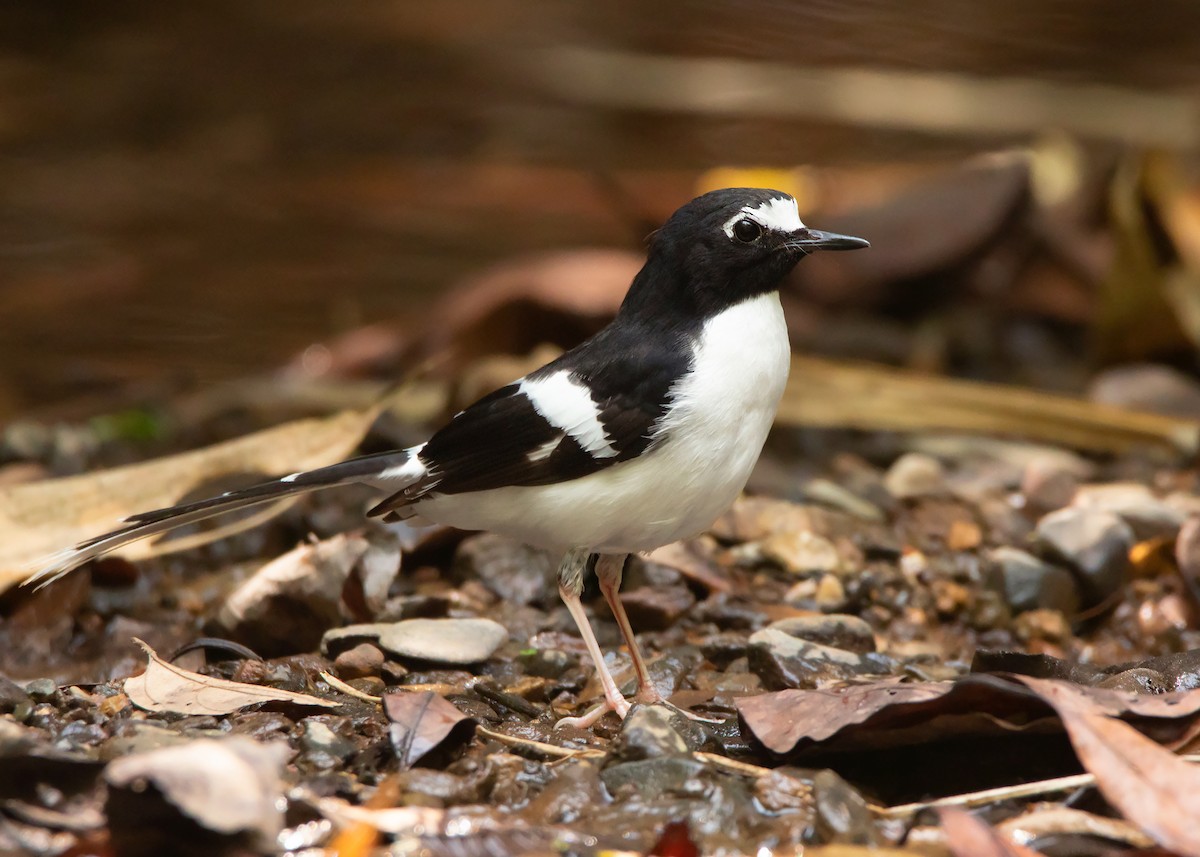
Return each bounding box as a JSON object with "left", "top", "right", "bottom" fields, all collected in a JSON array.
[{"left": 26, "top": 447, "right": 428, "bottom": 589}]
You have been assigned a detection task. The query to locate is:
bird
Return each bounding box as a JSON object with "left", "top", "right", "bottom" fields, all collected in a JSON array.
[{"left": 29, "top": 187, "right": 868, "bottom": 728}]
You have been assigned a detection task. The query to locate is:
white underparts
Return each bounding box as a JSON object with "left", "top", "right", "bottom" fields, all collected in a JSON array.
[
  {"left": 519, "top": 372, "right": 618, "bottom": 459},
  {"left": 722, "top": 195, "right": 804, "bottom": 239}
]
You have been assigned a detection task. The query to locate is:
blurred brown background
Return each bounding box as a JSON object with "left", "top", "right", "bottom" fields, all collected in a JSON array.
[{"left": 3, "top": 1, "right": 1200, "bottom": 421}]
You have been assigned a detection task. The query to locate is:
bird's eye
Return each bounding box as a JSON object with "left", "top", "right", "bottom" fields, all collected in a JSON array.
[{"left": 732, "top": 218, "right": 762, "bottom": 243}]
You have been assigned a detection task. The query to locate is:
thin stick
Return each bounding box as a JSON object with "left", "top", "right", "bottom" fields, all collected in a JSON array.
[
  {"left": 320, "top": 670, "right": 382, "bottom": 703},
  {"left": 475, "top": 725, "right": 604, "bottom": 760}
]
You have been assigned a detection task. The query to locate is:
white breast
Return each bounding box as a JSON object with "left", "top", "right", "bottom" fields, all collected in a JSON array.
[{"left": 415, "top": 292, "right": 791, "bottom": 553}]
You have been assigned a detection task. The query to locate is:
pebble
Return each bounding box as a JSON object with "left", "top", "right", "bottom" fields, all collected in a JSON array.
[
  {"left": 612, "top": 704, "right": 690, "bottom": 760},
  {"left": 618, "top": 585, "right": 696, "bottom": 631},
  {"left": 1072, "top": 483, "right": 1187, "bottom": 540},
  {"left": 454, "top": 534, "right": 556, "bottom": 607},
  {"left": 1175, "top": 516, "right": 1200, "bottom": 600},
  {"left": 813, "top": 769, "right": 878, "bottom": 846},
  {"left": 600, "top": 756, "right": 707, "bottom": 798},
  {"left": 883, "top": 453, "right": 946, "bottom": 499},
  {"left": 518, "top": 647, "right": 574, "bottom": 680},
  {"left": 299, "top": 719, "right": 357, "bottom": 766},
  {"left": 1088, "top": 363, "right": 1200, "bottom": 418},
  {"left": 814, "top": 574, "right": 848, "bottom": 611},
  {"left": 761, "top": 530, "right": 843, "bottom": 575},
  {"left": 1020, "top": 457, "right": 1080, "bottom": 511},
  {"left": 1035, "top": 507, "right": 1134, "bottom": 605},
  {"left": 0, "top": 677, "right": 31, "bottom": 714},
  {"left": 765, "top": 614, "right": 877, "bottom": 654},
  {"left": 987, "top": 546, "right": 1080, "bottom": 615},
  {"left": 334, "top": 643, "right": 384, "bottom": 679},
  {"left": 24, "top": 679, "right": 57, "bottom": 702},
  {"left": 802, "top": 478, "right": 886, "bottom": 522},
  {"left": 323, "top": 618, "right": 508, "bottom": 664},
  {"left": 747, "top": 629, "right": 889, "bottom": 690}
]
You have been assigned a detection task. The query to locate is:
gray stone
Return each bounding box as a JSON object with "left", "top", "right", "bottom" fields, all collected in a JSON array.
[
  {"left": 613, "top": 704, "right": 689, "bottom": 761},
  {"left": 378, "top": 618, "right": 508, "bottom": 664},
  {"left": 320, "top": 623, "right": 393, "bottom": 656},
  {"left": 1021, "top": 457, "right": 1080, "bottom": 511},
  {"left": 454, "top": 534, "right": 556, "bottom": 607},
  {"left": 600, "top": 756, "right": 707, "bottom": 798},
  {"left": 0, "top": 676, "right": 31, "bottom": 714},
  {"left": 814, "top": 769, "right": 878, "bottom": 846},
  {"left": 299, "top": 719, "right": 357, "bottom": 766},
  {"left": 883, "top": 453, "right": 945, "bottom": 499},
  {"left": 766, "top": 614, "right": 877, "bottom": 654},
  {"left": 1036, "top": 507, "right": 1134, "bottom": 606},
  {"left": 747, "top": 629, "right": 891, "bottom": 690},
  {"left": 761, "top": 530, "right": 843, "bottom": 575},
  {"left": 802, "top": 478, "right": 886, "bottom": 522},
  {"left": 24, "top": 679, "right": 57, "bottom": 702},
  {"left": 1088, "top": 363, "right": 1200, "bottom": 418},
  {"left": 1073, "top": 483, "right": 1187, "bottom": 540},
  {"left": 987, "top": 546, "right": 1080, "bottom": 615},
  {"left": 1097, "top": 668, "right": 1168, "bottom": 694}
]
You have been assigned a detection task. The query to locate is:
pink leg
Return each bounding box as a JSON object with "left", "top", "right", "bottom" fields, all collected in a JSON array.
[
  {"left": 554, "top": 550, "right": 631, "bottom": 729},
  {"left": 595, "top": 553, "right": 662, "bottom": 704}
]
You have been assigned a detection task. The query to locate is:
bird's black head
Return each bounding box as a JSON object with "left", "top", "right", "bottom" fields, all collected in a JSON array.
[{"left": 621, "top": 187, "right": 868, "bottom": 321}]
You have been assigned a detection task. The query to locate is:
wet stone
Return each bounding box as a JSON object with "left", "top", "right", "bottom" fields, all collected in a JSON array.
[
  {"left": 334, "top": 642, "right": 384, "bottom": 679},
  {"left": 619, "top": 585, "right": 696, "bottom": 631},
  {"left": 454, "top": 534, "right": 555, "bottom": 607},
  {"left": 1176, "top": 517, "right": 1200, "bottom": 600},
  {"left": 813, "top": 769, "right": 877, "bottom": 846},
  {"left": 747, "top": 629, "right": 891, "bottom": 690},
  {"left": 600, "top": 756, "right": 707, "bottom": 799},
  {"left": 1021, "top": 457, "right": 1080, "bottom": 512},
  {"left": 1036, "top": 507, "right": 1134, "bottom": 606},
  {"left": 299, "top": 719, "right": 358, "bottom": 768},
  {"left": 766, "top": 615, "right": 877, "bottom": 654},
  {"left": 374, "top": 618, "right": 508, "bottom": 665},
  {"left": 699, "top": 632, "right": 749, "bottom": 668},
  {"left": 518, "top": 647, "right": 574, "bottom": 680},
  {"left": 761, "top": 530, "right": 843, "bottom": 575},
  {"left": 883, "top": 453, "right": 946, "bottom": 499},
  {"left": 987, "top": 546, "right": 1080, "bottom": 615},
  {"left": 612, "top": 704, "right": 690, "bottom": 761}
]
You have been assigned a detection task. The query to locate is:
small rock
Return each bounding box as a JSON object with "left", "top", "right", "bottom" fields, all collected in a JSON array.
[
  {"left": 0, "top": 677, "right": 31, "bottom": 714},
  {"left": 766, "top": 615, "right": 877, "bottom": 654},
  {"left": 747, "top": 629, "right": 890, "bottom": 690},
  {"left": 518, "top": 647, "right": 574, "bottom": 680},
  {"left": 761, "top": 531, "right": 842, "bottom": 575},
  {"left": 334, "top": 643, "right": 384, "bottom": 679},
  {"left": 883, "top": 453, "right": 945, "bottom": 499},
  {"left": 619, "top": 585, "right": 696, "bottom": 631},
  {"left": 1088, "top": 363, "right": 1200, "bottom": 418},
  {"left": 814, "top": 769, "right": 877, "bottom": 846},
  {"left": 1176, "top": 516, "right": 1200, "bottom": 601},
  {"left": 379, "top": 618, "right": 508, "bottom": 664},
  {"left": 699, "top": 632, "right": 750, "bottom": 667},
  {"left": 1021, "top": 457, "right": 1080, "bottom": 511},
  {"left": 299, "top": 719, "right": 357, "bottom": 766},
  {"left": 1036, "top": 507, "right": 1134, "bottom": 605},
  {"left": 612, "top": 705, "right": 690, "bottom": 761},
  {"left": 987, "top": 546, "right": 1080, "bottom": 615},
  {"left": 814, "top": 574, "right": 847, "bottom": 611},
  {"left": 1073, "top": 483, "right": 1186, "bottom": 540},
  {"left": 24, "top": 679, "right": 57, "bottom": 702},
  {"left": 454, "top": 534, "right": 555, "bottom": 607},
  {"left": 599, "top": 756, "right": 707, "bottom": 798},
  {"left": 802, "top": 478, "right": 885, "bottom": 522},
  {"left": 1013, "top": 608, "right": 1073, "bottom": 645}
]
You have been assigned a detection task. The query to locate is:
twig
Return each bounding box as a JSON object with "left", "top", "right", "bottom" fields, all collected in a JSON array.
[
  {"left": 873, "top": 753, "right": 1200, "bottom": 818},
  {"left": 319, "top": 670, "right": 382, "bottom": 703},
  {"left": 475, "top": 725, "right": 604, "bottom": 760}
]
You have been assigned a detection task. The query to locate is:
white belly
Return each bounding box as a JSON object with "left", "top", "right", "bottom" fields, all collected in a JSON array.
[{"left": 415, "top": 292, "right": 791, "bottom": 553}]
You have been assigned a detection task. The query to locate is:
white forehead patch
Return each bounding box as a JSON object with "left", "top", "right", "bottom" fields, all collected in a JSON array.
[{"left": 722, "top": 196, "right": 805, "bottom": 239}]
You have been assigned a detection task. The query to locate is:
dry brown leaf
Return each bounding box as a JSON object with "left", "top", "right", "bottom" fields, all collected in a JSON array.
[
  {"left": 384, "top": 690, "right": 475, "bottom": 769},
  {"left": 124, "top": 638, "right": 339, "bottom": 715},
  {"left": 0, "top": 405, "right": 380, "bottom": 593},
  {"left": 783, "top": 356, "right": 1200, "bottom": 459},
  {"left": 1017, "top": 677, "right": 1200, "bottom": 857},
  {"left": 106, "top": 737, "right": 291, "bottom": 844},
  {"left": 939, "top": 807, "right": 1044, "bottom": 857}
]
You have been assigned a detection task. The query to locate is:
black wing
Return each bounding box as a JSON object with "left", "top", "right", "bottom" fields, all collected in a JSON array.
[{"left": 368, "top": 320, "right": 691, "bottom": 515}]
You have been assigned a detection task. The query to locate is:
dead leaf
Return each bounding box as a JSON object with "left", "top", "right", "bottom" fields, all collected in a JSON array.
[
  {"left": 939, "top": 807, "right": 1044, "bottom": 857},
  {"left": 124, "top": 639, "right": 339, "bottom": 715},
  {"left": 782, "top": 356, "right": 1200, "bottom": 459},
  {"left": 0, "top": 405, "right": 381, "bottom": 592},
  {"left": 384, "top": 690, "right": 475, "bottom": 769},
  {"left": 106, "top": 737, "right": 290, "bottom": 845},
  {"left": 307, "top": 794, "right": 444, "bottom": 835},
  {"left": 1016, "top": 677, "right": 1200, "bottom": 857}
]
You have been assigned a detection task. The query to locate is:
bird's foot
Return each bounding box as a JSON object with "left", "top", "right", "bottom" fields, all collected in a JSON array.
[
  {"left": 633, "top": 685, "right": 723, "bottom": 724},
  {"left": 555, "top": 694, "right": 631, "bottom": 730}
]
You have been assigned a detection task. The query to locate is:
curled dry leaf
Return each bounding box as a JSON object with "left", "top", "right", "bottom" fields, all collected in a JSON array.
[
  {"left": 384, "top": 690, "right": 475, "bottom": 770},
  {"left": 106, "top": 736, "right": 291, "bottom": 843},
  {"left": 1016, "top": 676, "right": 1200, "bottom": 857},
  {"left": 308, "top": 794, "right": 444, "bottom": 836},
  {"left": 124, "top": 638, "right": 339, "bottom": 715},
  {"left": 1, "top": 405, "right": 381, "bottom": 593},
  {"left": 938, "top": 807, "right": 1044, "bottom": 857}
]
